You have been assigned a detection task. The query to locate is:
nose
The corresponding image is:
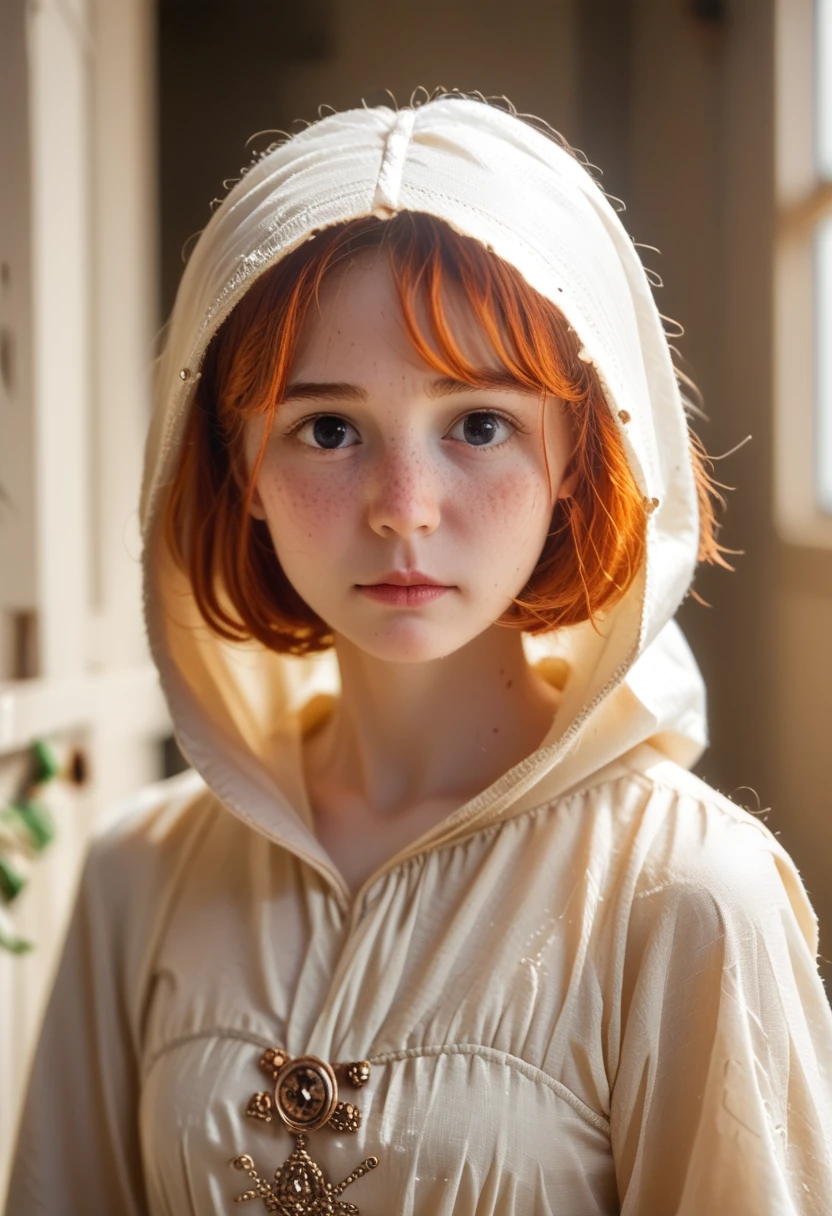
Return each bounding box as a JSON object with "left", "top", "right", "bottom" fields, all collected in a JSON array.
[{"left": 366, "top": 444, "right": 441, "bottom": 539}]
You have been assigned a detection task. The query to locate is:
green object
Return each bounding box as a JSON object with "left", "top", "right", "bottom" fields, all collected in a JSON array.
[
  {"left": 6, "top": 799, "right": 55, "bottom": 851},
  {"left": 31, "top": 739, "right": 60, "bottom": 785},
  {"left": 0, "top": 909, "right": 33, "bottom": 954},
  {"left": 0, "top": 927, "right": 33, "bottom": 954},
  {"left": 0, "top": 738, "right": 60, "bottom": 953},
  {"left": 0, "top": 854, "right": 27, "bottom": 903}
]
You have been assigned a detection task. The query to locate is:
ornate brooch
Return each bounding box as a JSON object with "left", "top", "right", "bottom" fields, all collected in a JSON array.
[{"left": 229, "top": 1046, "right": 379, "bottom": 1213}]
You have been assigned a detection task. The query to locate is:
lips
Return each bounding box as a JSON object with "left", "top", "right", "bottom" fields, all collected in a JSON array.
[
  {"left": 357, "top": 583, "right": 451, "bottom": 606},
  {"left": 360, "top": 571, "right": 447, "bottom": 588}
]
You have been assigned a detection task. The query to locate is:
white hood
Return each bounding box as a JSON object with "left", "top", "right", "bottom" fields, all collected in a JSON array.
[{"left": 140, "top": 97, "right": 706, "bottom": 900}]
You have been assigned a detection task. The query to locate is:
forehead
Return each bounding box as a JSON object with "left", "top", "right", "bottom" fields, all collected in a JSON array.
[{"left": 287, "top": 247, "right": 505, "bottom": 382}]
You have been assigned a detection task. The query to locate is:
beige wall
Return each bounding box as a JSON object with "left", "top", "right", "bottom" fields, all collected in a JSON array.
[
  {"left": 158, "top": 0, "right": 578, "bottom": 316},
  {"left": 278, "top": 0, "right": 578, "bottom": 135},
  {"left": 0, "top": 0, "right": 167, "bottom": 1197},
  {"left": 624, "top": 4, "right": 769, "bottom": 779}
]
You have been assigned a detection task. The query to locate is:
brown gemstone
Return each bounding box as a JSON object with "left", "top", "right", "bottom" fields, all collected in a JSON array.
[
  {"left": 273, "top": 1056, "right": 338, "bottom": 1133},
  {"left": 281, "top": 1067, "right": 325, "bottom": 1120}
]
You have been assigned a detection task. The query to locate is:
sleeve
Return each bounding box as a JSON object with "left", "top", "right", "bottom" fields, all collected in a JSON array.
[
  {"left": 3, "top": 831, "right": 150, "bottom": 1215},
  {"left": 610, "top": 797, "right": 832, "bottom": 1216}
]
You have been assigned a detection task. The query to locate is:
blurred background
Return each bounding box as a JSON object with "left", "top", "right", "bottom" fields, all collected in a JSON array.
[{"left": 1, "top": 0, "right": 830, "bottom": 1195}]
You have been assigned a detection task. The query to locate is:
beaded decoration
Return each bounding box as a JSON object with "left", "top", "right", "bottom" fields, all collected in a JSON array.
[{"left": 230, "top": 1047, "right": 379, "bottom": 1213}]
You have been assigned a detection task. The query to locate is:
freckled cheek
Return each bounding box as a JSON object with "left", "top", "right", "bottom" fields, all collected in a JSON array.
[
  {"left": 461, "top": 467, "right": 547, "bottom": 531},
  {"left": 456, "top": 469, "right": 550, "bottom": 583},
  {"left": 259, "top": 465, "right": 356, "bottom": 544}
]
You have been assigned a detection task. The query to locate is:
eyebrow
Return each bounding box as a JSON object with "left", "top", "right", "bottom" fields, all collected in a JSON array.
[
  {"left": 281, "top": 373, "right": 534, "bottom": 403},
  {"left": 281, "top": 381, "right": 367, "bottom": 403}
]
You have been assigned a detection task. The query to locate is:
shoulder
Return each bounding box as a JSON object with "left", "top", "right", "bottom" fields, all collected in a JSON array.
[
  {"left": 91, "top": 767, "right": 211, "bottom": 857},
  {"left": 73, "top": 769, "right": 274, "bottom": 1039},
  {"left": 604, "top": 744, "right": 819, "bottom": 959},
  {"left": 77, "top": 769, "right": 221, "bottom": 947},
  {"left": 86, "top": 769, "right": 211, "bottom": 878}
]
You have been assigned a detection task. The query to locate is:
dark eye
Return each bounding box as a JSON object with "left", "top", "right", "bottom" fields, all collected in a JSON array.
[
  {"left": 449, "top": 411, "right": 515, "bottom": 447},
  {"left": 296, "top": 415, "right": 360, "bottom": 450}
]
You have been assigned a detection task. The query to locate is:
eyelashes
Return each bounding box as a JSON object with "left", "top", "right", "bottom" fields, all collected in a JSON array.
[
  {"left": 447, "top": 411, "right": 517, "bottom": 448},
  {"left": 283, "top": 409, "right": 525, "bottom": 453},
  {"left": 289, "top": 415, "right": 361, "bottom": 450}
]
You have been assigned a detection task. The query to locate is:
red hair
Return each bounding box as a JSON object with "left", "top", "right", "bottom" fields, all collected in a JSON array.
[{"left": 165, "top": 212, "right": 731, "bottom": 656}]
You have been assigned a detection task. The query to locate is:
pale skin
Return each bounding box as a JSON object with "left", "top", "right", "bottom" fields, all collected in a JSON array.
[{"left": 245, "top": 249, "right": 578, "bottom": 892}]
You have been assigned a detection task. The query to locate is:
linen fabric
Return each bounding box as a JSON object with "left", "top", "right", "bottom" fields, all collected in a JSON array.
[{"left": 6, "top": 97, "right": 832, "bottom": 1215}]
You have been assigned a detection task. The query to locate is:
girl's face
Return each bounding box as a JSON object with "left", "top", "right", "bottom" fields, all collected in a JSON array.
[{"left": 244, "top": 250, "right": 577, "bottom": 664}]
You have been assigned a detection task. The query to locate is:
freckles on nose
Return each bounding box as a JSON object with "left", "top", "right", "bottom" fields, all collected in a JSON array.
[
  {"left": 379, "top": 448, "right": 434, "bottom": 498},
  {"left": 391, "top": 463, "right": 423, "bottom": 497}
]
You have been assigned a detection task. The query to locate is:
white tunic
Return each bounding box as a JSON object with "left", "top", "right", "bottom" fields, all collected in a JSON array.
[{"left": 6, "top": 743, "right": 832, "bottom": 1214}]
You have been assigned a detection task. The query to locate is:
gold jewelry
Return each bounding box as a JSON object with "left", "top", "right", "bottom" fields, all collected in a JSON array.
[{"left": 230, "top": 1046, "right": 379, "bottom": 1213}]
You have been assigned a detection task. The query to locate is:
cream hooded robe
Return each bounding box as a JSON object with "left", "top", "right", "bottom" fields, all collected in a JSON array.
[{"left": 6, "top": 97, "right": 832, "bottom": 1216}]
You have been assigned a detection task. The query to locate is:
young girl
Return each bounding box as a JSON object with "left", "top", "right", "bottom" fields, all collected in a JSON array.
[{"left": 6, "top": 95, "right": 832, "bottom": 1215}]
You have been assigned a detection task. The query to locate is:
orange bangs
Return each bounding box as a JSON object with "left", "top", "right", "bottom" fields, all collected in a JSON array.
[{"left": 164, "top": 212, "right": 730, "bottom": 656}]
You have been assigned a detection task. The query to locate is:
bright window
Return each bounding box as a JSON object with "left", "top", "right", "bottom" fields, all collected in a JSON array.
[
  {"left": 816, "top": 0, "right": 832, "bottom": 513},
  {"left": 817, "top": 215, "right": 832, "bottom": 513},
  {"left": 817, "top": 0, "right": 832, "bottom": 176},
  {"left": 775, "top": 0, "right": 832, "bottom": 544}
]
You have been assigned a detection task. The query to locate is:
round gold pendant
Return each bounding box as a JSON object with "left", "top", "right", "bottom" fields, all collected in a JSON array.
[{"left": 273, "top": 1055, "right": 338, "bottom": 1133}]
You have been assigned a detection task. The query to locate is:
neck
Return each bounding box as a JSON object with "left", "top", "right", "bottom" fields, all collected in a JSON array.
[{"left": 305, "top": 625, "right": 560, "bottom": 817}]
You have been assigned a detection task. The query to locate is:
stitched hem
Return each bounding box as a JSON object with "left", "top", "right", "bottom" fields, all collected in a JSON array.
[
  {"left": 367, "top": 1043, "right": 610, "bottom": 1133},
  {"left": 143, "top": 1032, "right": 609, "bottom": 1134}
]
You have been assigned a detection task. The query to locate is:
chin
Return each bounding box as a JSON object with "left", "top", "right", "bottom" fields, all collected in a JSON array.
[{"left": 340, "top": 619, "right": 473, "bottom": 665}]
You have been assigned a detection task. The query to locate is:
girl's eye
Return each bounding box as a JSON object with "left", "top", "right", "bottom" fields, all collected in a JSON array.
[
  {"left": 449, "top": 411, "right": 516, "bottom": 448},
  {"left": 294, "top": 415, "right": 360, "bottom": 450}
]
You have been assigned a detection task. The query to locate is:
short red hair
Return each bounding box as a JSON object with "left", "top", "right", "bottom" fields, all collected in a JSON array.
[{"left": 165, "top": 212, "right": 730, "bottom": 656}]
